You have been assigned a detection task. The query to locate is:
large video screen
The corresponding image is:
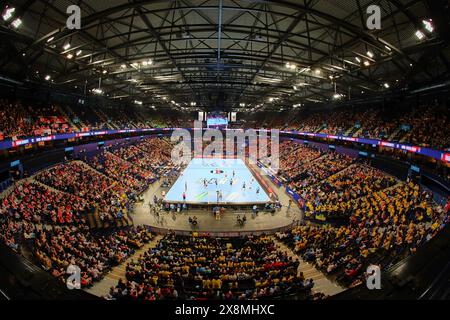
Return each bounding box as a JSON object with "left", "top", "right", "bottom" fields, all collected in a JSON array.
[{"left": 207, "top": 113, "right": 228, "bottom": 129}]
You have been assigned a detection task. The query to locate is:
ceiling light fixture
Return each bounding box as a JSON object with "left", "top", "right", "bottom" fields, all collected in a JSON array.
[
  {"left": 11, "top": 18, "right": 22, "bottom": 28},
  {"left": 285, "top": 62, "right": 296, "bottom": 70},
  {"left": 415, "top": 30, "right": 425, "bottom": 40},
  {"left": 2, "top": 7, "right": 15, "bottom": 21},
  {"left": 422, "top": 19, "right": 434, "bottom": 33},
  {"left": 92, "top": 88, "right": 103, "bottom": 95}
]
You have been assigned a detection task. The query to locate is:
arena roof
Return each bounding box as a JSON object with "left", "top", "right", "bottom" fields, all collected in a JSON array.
[{"left": 0, "top": 0, "right": 449, "bottom": 110}]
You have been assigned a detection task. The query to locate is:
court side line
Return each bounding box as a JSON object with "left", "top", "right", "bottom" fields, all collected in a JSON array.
[{"left": 195, "top": 191, "right": 209, "bottom": 200}]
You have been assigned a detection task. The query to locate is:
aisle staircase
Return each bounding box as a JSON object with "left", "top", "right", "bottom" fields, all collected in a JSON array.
[
  {"left": 86, "top": 210, "right": 96, "bottom": 229},
  {"left": 92, "top": 107, "right": 113, "bottom": 129},
  {"left": 90, "top": 204, "right": 133, "bottom": 229},
  {"left": 85, "top": 234, "right": 163, "bottom": 298},
  {"left": 272, "top": 238, "right": 345, "bottom": 297},
  {"left": 59, "top": 104, "right": 86, "bottom": 129},
  {"left": 399, "top": 132, "right": 410, "bottom": 143},
  {"left": 310, "top": 162, "right": 357, "bottom": 187},
  {"left": 344, "top": 126, "right": 356, "bottom": 136},
  {"left": 56, "top": 105, "right": 80, "bottom": 131},
  {"left": 388, "top": 126, "right": 402, "bottom": 141},
  {"left": 31, "top": 178, "right": 98, "bottom": 228},
  {"left": 353, "top": 127, "right": 364, "bottom": 137},
  {"left": 92, "top": 206, "right": 105, "bottom": 229},
  {"left": 74, "top": 161, "right": 133, "bottom": 229}
]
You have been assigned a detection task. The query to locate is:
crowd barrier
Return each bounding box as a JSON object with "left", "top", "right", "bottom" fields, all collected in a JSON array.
[
  {"left": 148, "top": 219, "right": 301, "bottom": 237},
  {"left": 256, "top": 161, "right": 311, "bottom": 218}
]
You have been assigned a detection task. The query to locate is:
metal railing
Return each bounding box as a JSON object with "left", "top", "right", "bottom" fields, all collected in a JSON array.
[{"left": 148, "top": 219, "right": 301, "bottom": 237}]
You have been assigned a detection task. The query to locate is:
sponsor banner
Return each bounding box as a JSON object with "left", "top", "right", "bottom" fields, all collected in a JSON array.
[
  {"left": 0, "top": 128, "right": 447, "bottom": 164},
  {"left": 285, "top": 186, "right": 306, "bottom": 209},
  {"left": 93, "top": 131, "right": 107, "bottom": 136},
  {"left": 76, "top": 132, "right": 91, "bottom": 137},
  {"left": 443, "top": 153, "right": 450, "bottom": 163},
  {"left": 35, "top": 136, "right": 55, "bottom": 142},
  {"left": 380, "top": 141, "right": 396, "bottom": 148},
  {"left": 13, "top": 139, "right": 32, "bottom": 147},
  {"left": 400, "top": 145, "right": 420, "bottom": 153}
]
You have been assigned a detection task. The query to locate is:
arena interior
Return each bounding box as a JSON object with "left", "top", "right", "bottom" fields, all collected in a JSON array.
[{"left": 0, "top": 0, "right": 449, "bottom": 308}]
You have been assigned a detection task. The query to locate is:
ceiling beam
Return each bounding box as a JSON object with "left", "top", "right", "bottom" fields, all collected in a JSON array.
[{"left": 134, "top": 4, "right": 198, "bottom": 100}]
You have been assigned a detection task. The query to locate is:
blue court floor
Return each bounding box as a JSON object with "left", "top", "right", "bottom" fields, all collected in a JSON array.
[{"left": 164, "top": 158, "right": 270, "bottom": 204}]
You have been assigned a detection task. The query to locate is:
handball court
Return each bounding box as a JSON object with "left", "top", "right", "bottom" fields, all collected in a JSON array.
[
  {"left": 131, "top": 160, "right": 301, "bottom": 233},
  {"left": 164, "top": 158, "right": 271, "bottom": 205}
]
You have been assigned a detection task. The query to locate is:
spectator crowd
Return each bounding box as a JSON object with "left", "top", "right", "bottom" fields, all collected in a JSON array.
[
  {"left": 0, "top": 120, "right": 448, "bottom": 301},
  {"left": 275, "top": 141, "right": 448, "bottom": 288},
  {"left": 1, "top": 97, "right": 449, "bottom": 151},
  {"left": 109, "top": 233, "right": 314, "bottom": 300}
]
